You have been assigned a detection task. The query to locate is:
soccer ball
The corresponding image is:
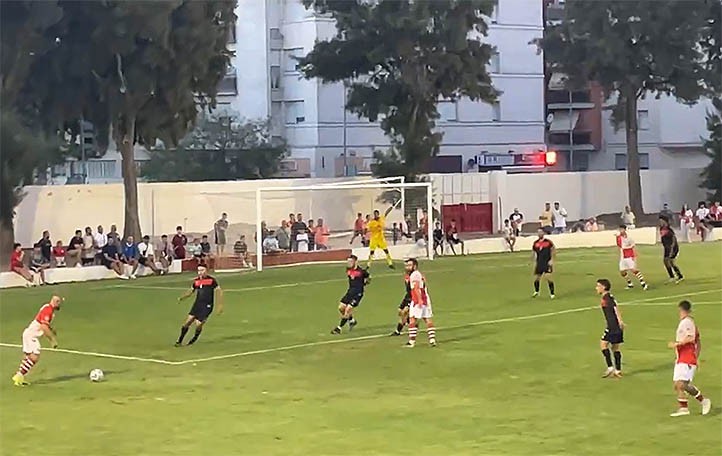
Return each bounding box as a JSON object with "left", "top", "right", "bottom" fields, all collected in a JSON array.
[{"left": 89, "top": 369, "right": 104, "bottom": 382}]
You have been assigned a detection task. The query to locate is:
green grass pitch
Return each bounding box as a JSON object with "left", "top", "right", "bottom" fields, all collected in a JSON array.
[{"left": 1, "top": 243, "right": 721, "bottom": 455}]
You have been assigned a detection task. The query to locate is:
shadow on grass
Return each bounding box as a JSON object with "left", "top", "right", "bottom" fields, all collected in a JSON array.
[
  {"left": 34, "top": 369, "right": 128, "bottom": 385},
  {"left": 624, "top": 362, "right": 670, "bottom": 377}
]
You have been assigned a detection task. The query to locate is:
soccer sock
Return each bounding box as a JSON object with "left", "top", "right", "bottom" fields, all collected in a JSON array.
[
  {"left": 367, "top": 254, "right": 374, "bottom": 268},
  {"left": 664, "top": 264, "right": 675, "bottom": 278},
  {"left": 613, "top": 351, "right": 622, "bottom": 371},
  {"left": 548, "top": 281, "right": 555, "bottom": 295},
  {"left": 634, "top": 271, "right": 647, "bottom": 287},
  {"left": 339, "top": 317, "right": 349, "bottom": 327},
  {"left": 427, "top": 325, "right": 436, "bottom": 344},
  {"left": 384, "top": 250, "right": 393, "bottom": 266},
  {"left": 177, "top": 326, "right": 190, "bottom": 344},
  {"left": 678, "top": 398, "right": 689, "bottom": 409},
  {"left": 694, "top": 391, "right": 705, "bottom": 402},
  {"left": 16, "top": 357, "right": 35, "bottom": 376},
  {"left": 408, "top": 325, "right": 418, "bottom": 344},
  {"left": 348, "top": 316, "right": 356, "bottom": 325},
  {"left": 672, "top": 265, "right": 683, "bottom": 279},
  {"left": 396, "top": 322, "right": 405, "bottom": 333},
  {"left": 187, "top": 327, "right": 203, "bottom": 345},
  {"left": 533, "top": 280, "right": 540, "bottom": 293},
  {"left": 602, "top": 348, "right": 613, "bottom": 368}
]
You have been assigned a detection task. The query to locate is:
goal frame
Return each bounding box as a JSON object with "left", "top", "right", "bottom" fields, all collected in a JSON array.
[{"left": 255, "top": 181, "right": 434, "bottom": 271}]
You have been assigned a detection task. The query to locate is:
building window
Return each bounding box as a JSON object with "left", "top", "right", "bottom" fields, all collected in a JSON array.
[
  {"left": 489, "top": 51, "right": 500, "bottom": 73},
  {"left": 284, "top": 48, "right": 303, "bottom": 73},
  {"left": 638, "top": 110, "right": 650, "bottom": 130},
  {"left": 438, "top": 101, "right": 457, "bottom": 121},
  {"left": 491, "top": 102, "right": 501, "bottom": 122},
  {"left": 270, "top": 28, "right": 283, "bottom": 40},
  {"left": 86, "top": 161, "right": 117, "bottom": 178},
  {"left": 615, "top": 153, "right": 650, "bottom": 170},
  {"left": 228, "top": 26, "right": 236, "bottom": 44},
  {"left": 286, "top": 100, "right": 305, "bottom": 124},
  {"left": 491, "top": 0, "right": 498, "bottom": 23},
  {"left": 270, "top": 66, "right": 281, "bottom": 89}
]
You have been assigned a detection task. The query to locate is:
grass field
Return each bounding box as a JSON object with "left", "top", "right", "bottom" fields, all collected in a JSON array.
[{"left": 1, "top": 243, "right": 721, "bottom": 455}]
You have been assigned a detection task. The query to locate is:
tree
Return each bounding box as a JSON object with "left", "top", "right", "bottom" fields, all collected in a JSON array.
[
  {"left": 24, "top": 0, "right": 236, "bottom": 239},
  {"left": 299, "top": 0, "right": 498, "bottom": 181},
  {"left": 701, "top": 97, "right": 722, "bottom": 201},
  {"left": 142, "top": 115, "right": 287, "bottom": 182},
  {"left": 540, "top": 1, "right": 709, "bottom": 216}
]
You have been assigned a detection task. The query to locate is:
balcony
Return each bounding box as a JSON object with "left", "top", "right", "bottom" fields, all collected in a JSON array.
[
  {"left": 271, "top": 87, "right": 284, "bottom": 102},
  {"left": 270, "top": 28, "right": 283, "bottom": 50},
  {"left": 547, "top": 89, "right": 594, "bottom": 109},
  {"left": 548, "top": 131, "right": 593, "bottom": 147},
  {"left": 217, "top": 75, "right": 237, "bottom": 96}
]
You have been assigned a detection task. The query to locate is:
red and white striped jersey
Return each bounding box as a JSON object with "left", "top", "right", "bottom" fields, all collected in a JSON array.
[
  {"left": 616, "top": 234, "right": 636, "bottom": 259},
  {"left": 26, "top": 303, "right": 55, "bottom": 338},
  {"left": 675, "top": 316, "right": 700, "bottom": 365},
  {"left": 409, "top": 270, "right": 431, "bottom": 306}
]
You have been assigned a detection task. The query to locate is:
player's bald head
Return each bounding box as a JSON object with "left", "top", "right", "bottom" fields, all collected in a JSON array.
[{"left": 50, "top": 295, "right": 63, "bottom": 308}]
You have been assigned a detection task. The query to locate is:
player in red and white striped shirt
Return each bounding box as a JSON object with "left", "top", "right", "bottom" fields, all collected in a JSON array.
[
  {"left": 667, "top": 300, "right": 711, "bottom": 417},
  {"left": 404, "top": 258, "right": 436, "bottom": 348},
  {"left": 12, "top": 296, "right": 62, "bottom": 386},
  {"left": 616, "top": 225, "right": 648, "bottom": 290}
]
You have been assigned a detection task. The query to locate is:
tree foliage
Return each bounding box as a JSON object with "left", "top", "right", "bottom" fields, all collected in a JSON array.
[
  {"left": 701, "top": 97, "right": 722, "bottom": 201},
  {"left": 142, "top": 115, "right": 287, "bottom": 182},
  {"left": 540, "top": 0, "right": 709, "bottom": 215},
  {"left": 299, "top": 0, "right": 498, "bottom": 181}
]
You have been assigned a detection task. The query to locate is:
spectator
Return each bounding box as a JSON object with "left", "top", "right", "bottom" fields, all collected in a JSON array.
[
  {"left": 82, "top": 226, "right": 96, "bottom": 266},
  {"left": 695, "top": 202, "right": 711, "bottom": 241},
  {"left": 445, "top": 219, "right": 465, "bottom": 255},
  {"left": 432, "top": 221, "right": 444, "bottom": 256},
  {"left": 255, "top": 221, "right": 271, "bottom": 245},
  {"left": 52, "top": 241, "right": 67, "bottom": 267},
  {"left": 200, "top": 235, "right": 212, "bottom": 260},
  {"left": 315, "top": 218, "right": 330, "bottom": 250},
  {"left": 402, "top": 215, "right": 414, "bottom": 239},
  {"left": 509, "top": 208, "right": 524, "bottom": 236},
  {"left": 660, "top": 203, "right": 676, "bottom": 226},
  {"left": 214, "top": 212, "right": 229, "bottom": 256},
  {"left": 121, "top": 235, "right": 140, "bottom": 279},
  {"left": 291, "top": 213, "right": 308, "bottom": 252},
  {"left": 680, "top": 204, "right": 694, "bottom": 242},
  {"left": 710, "top": 201, "right": 721, "bottom": 221},
  {"left": 10, "top": 243, "right": 35, "bottom": 287},
  {"left": 502, "top": 219, "right": 516, "bottom": 252},
  {"left": 420, "top": 210, "right": 429, "bottom": 238},
  {"left": 571, "top": 219, "right": 586, "bottom": 233},
  {"left": 307, "top": 219, "right": 316, "bottom": 251},
  {"left": 36, "top": 231, "right": 52, "bottom": 263},
  {"left": 67, "top": 230, "right": 84, "bottom": 267},
  {"left": 172, "top": 226, "right": 188, "bottom": 259},
  {"left": 101, "top": 238, "right": 126, "bottom": 279},
  {"left": 94, "top": 225, "right": 108, "bottom": 262},
  {"left": 621, "top": 206, "right": 636, "bottom": 229},
  {"left": 29, "top": 245, "right": 50, "bottom": 285},
  {"left": 584, "top": 217, "right": 599, "bottom": 232},
  {"left": 392, "top": 222, "right": 400, "bottom": 245},
  {"left": 296, "top": 228, "right": 310, "bottom": 253},
  {"left": 263, "top": 234, "right": 282, "bottom": 253},
  {"left": 349, "top": 213, "right": 364, "bottom": 245},
  {"left": 288, "top": 213, "right": 297, "bottom": 251},
  {"left": 276, "top": 220, "right": 291, "bottom": 251},
  {"left": 363, "top": 214, "right": 371, "bottom": 247},
  {"left": 156, "top": 234, "right": 174, "bottom": 273},
  {"left": 187, "top": 237, "right": 202, "bottom": 260},
  {"left": 539, "top": 202, "right": 553, "bottom": 231},
  {"left": 233, "top": 234, "right": 251, "bottom": 268},
  {"left": 552, "top": 201, "right": 568, "bottom": 234},
  {"left": 138, "top": 235, "right": 161, "bottom": 275},
  {"left": 107, "top": 224, "right": 122, "bottom": 249}
]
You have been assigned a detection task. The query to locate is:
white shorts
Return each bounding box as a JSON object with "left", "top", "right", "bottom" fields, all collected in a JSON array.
[
  {"left": 22, "top": 329, "right": 41, "bottom": 355},
  {"left": 410, "top": 304, "right": 433, "bottom": 319},
  {"left": 673, "top": 363, "right": 696, "bottom": 382},
  {"left": 619, "top": 258, "right": 636, "bottom": 271}
]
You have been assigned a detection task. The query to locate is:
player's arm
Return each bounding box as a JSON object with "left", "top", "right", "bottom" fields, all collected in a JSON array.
[
  {"left": 178, "top": 287, "right": 195, "bottom": 302},
  {"left": 549, "top": 244, "right": 556, "bottom": 265},
  {"left": 215, "top": 286, "right": 224, "bottom": 315},
  {"left": 40, "top": 323, "right": 58, "bottom": 348},
  {"left": 612, "top": 300, "right": 624, "bottom": 329},
  {"left": 384, "top": 205, "right": 394, "bottom": 217}
]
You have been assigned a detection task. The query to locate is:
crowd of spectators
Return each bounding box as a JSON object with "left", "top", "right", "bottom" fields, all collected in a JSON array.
[{"left": 256, "top": 213, "right": 331, "bottom": 255}]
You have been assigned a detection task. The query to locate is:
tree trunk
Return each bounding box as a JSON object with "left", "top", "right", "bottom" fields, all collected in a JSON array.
[
  {"left": 0, "top": 218, "right": 14, "bottom": 272},
  {"left": 117, "top": 115, "right": 142, "bottom": 240},
  {"left": 623, "top": 89, "right": 644, "bottom": 216}
]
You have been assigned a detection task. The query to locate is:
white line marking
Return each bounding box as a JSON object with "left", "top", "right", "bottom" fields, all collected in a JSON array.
[{"left": 2, "top": 288, "right": 717, "bottom": 366}]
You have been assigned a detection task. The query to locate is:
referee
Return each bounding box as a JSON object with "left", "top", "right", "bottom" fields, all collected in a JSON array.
[{"left": 176, "top": 265, "right": 224, "bottom": 346}]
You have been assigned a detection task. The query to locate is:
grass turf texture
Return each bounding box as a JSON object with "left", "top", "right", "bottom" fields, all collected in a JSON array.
[{"left": 1, "top": 244, "right": 720, "bottom": 455}]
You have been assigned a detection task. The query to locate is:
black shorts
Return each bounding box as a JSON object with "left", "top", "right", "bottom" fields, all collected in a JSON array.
[
  {"left": 534, "top": 262, "right": 553, "bottom": 275},
  {"left": 190, "top": 302, "right": 214, "bottom": 322},
  {"left": 138, "top": 257, "right": 148, "bottom": 266},
  {"left": 399, "top": 296, "right": 411, "bottom": 310},
  {"left": 446, "top": 237, "right": 462, "bottom": 245},
  {"left": 81, "top": 257, "right": 95, "bottom": 265},
  {"left": 663, "top": 246, "right": 679, "bottom": 259},
  {"left": 340, "top": 290, "right": 364, "bottom": 307},
  {"left": 601, "top": 328, "right": 624, "bottom": 344},
  {"left": 102, "top": 259, "right": 114, "bottom": 269}
]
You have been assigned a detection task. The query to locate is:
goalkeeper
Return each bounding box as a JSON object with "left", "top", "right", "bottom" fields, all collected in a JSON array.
[{"left": 367, "top": 204, "right": 396, "bottom": 269}]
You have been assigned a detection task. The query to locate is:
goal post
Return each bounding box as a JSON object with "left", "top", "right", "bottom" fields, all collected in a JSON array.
[{"left": 255, "top": 181, "right": 434, "bottom": 271}]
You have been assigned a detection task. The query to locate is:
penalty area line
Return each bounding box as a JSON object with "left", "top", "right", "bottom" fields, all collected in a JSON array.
[{"left": 0, "top": 343, "right": 181, "bottom": 366}]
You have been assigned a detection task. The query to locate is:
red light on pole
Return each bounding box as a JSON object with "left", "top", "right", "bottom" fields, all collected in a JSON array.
[{"left": 545, "top": 150, "right": 558, "bottom": 166}]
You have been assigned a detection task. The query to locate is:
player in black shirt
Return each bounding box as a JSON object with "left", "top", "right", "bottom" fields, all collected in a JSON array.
[
  {"left": 332, "top": 255, "right": 369, "bottom": 334},
  {"left": 176, "top": 265, "right": 224, "bottom": 346},
  {"left": 432, "top": 221, "right": 444, "bottom": 256},
  {"left": 531, "top": 228, "right": 556, "bottom": 298},
  {"left": 659, "top": 216, "right": 684, "bottom": 283},
  {"left": 390, "top": 271, "right": 413, "bottom": 336},
  {"left": 596, "top": 279, "right": 624, "bottom": 378}
]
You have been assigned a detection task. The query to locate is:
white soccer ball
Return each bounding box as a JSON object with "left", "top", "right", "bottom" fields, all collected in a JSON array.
[{"left": 89, "top": 369, "right": 104, "bottom": 382}]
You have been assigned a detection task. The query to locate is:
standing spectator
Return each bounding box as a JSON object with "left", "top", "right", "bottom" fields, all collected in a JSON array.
[
  {"left": 552, "top": 202, "right": 568, "bottom": 234},
  {"left": 420, "top": 210, "right": 429, "bottom": 238},
  {"left": 315, "top": 218, "right": 330, "bottom": 250},
  {"left": 291, "top": 213, "right": 308, "bottom": 252},
  {"left": 402, "top": 215, "right": 414, "bottom": 240},
  {"left": 107, "top": 224, "right": 122, "bottom": 249},
  {"left": 137, "top": 235, "right": 161, "bottom": 275},
  {"left": 200, "top": 235, "right": 212, "bottom": 260},
  {"left": 36, "top": 231, "right": 52, "bottom": 263},
  {"left": 502, "top": 219, "right": 516, "bottom": 252},
  {"left": 276, "top": 220, "right": 291, "bottom": 251},
  {"left": 680, "top": 204, "right": 694, "bottom": 242},
  {"left": 255, "top": 221, "right": 271, "bottom": 245},
  {"left": 695, "top": 202, "right": 711, "bottom": 241},
  {"left": 621, "top": 206, "right": 636, "bottom": 229},
  {"left": 233, "top": 235, "right": 251, "bottom": 268},
  {"left": 10, "top": 243, "right": 35, "bottom": 287},
  {"left": 362, "top": 214, "right": 371, "bottom": 247},
  {"left": 82, "top": 226, "right": 96, "bottom": 265},
  {"left": 94, "top": 225, "right": 108, "bottom": 263},
  {"left": 392, "top": 222, "right": 400, "bottom": 245},
  {"left": 214, "top": 213, "right": 229, "bottom": 256},
  {"left": 121, "top": 235, "right": 140, "bottom": 279},
  {"left": 29, "top": 245, "right": 50, "bottom": 285},
  {"left": 288, "top": 213, "right": 297, "bottom": 252},
  {"left": 509, "top": 208, "right": 524, "bottom": 236},
  {"left": 172, "top": 226, "right": 188, "bottom": 259},
  {"left": 539, "top": 202, "right": 553, "bottom": 232},
  {"left": 349, "top": 213, "right": 364, "bottom": 245},
  {"left": 67, "top": 230, "right": 84, "bottom": 267},
  {"left": 101, "top": 238, "right": 126, "bottom": 279},
  {"left": 156, "top": 234, "right": 173, "bottom": 273},
  {"left": 432, "top": 221, "right": 444, "bottom": 256},
  {"left": 660, "top": 203, "right": 676, "bottom": 226},
  {"left": 296, "top": 228, "right": 310, "bottom": 252},
  {"left": 52, "top": 241, "right": 66, "bottom": 267},
  {"left": 307, "top": 219, "right": 316, "bottom": 251}
]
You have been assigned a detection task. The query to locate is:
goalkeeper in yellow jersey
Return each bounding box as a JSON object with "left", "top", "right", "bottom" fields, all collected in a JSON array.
[{"left": 367, "top": 206, "right": 395, "bottom": 269}]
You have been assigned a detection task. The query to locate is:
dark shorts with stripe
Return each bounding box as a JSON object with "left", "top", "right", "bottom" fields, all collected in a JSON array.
[
  {"left": 601, "top": 328, "right": 624, "bottom": 344},
  {"left": 340, "top": 290, "right": 364, "bottom": 307},
  {"left": 534, "top": 261, "right": 553, "bottom": 275},
  {"left": 190, "top": 301, "right": 214, "bottom": 322},
  {"left": 399, "top": 296, "right": 411, "bottom": 310},
  {"left": 663, "top": 246, "right": 679, "bottom": 259}
]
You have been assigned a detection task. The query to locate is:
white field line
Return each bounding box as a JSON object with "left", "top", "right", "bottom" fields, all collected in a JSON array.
[{"left": 2, "top": 288, "right": 717, "bottom": 366}]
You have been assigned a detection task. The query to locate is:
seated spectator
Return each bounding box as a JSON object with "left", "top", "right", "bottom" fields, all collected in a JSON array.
[
  {"left": 200, "top": 235, "right": 212, "bottom": 260},
  {"left": 172, "top": 226, "right": 188, "bottom": 259},
  {"left": 67, "top": 230, "right": 84, "bottom": 267},
  {"left": 315, "top": 218, "right": 330, "bottom": 250},
  {"left": 121, "top": 235, "right": 140, "bottom": 279},
  {"left": 621, "top": 206, "right": 636, "bottom": 229},
  {"left": 307, "top": 219, "right": 316, "bottom": 251},
  {"left": 275, "top": 221, "right": 291, "bottom": 251},
  {"left": 263, "top": 235, "right": 282, "bottom": 253},
  {"left": 710, "top": 201, "right": 721, "bottom": 221},
  {"left": 502, "top": 219, "right": 516, "bottom": 252},
  {"left": 52, "top": 241, "right": 67, "bottom": 267},
  {"left": 107, "top": 224, "right": 122, "bottom": 249},
  {"left": 156, "top": 234, "right": 173, "bottom": 273},
  {"left": 138, "top": 235, "right": 161, "bottom": 275},
  {"left": 29, "top": 245, "right": 49, "bottom": 285},
  {"left": 82, "top": 226, "right": 96, "bottom": 266},
  {"left": 585, "top": 217, "right": 599, "bottom": 232},
  {"left": 695, "top": 201, "right": 710, "bottom": 241},
  {"left": 571, "top": 219, "right": 586, "bottom": 233},
  {"left": 187, "top": 237, "right": 202, "bottom": 259},
  {"left": 101, "top": 240, "right": 127, "bottom": 279},
  {"left": 36, "top": 231, "right": 52, "bottom": 263},
  {"left": 10, "top": 243, "right": 36, "bottom": 287},
  {"left": 94, "top": 225, "right": 108, "bottom": 263},
  {"left": 433, "top": 221, "right": 444, "bottom": 255},
  {"left": 509, "top": 208, "right": 524, "bottom": 235},
  {"left": 233, "top": 234, "right": 251, "bottom": 268}
]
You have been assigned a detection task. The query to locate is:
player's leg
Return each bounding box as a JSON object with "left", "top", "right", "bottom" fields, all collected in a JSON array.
[
  {"left": 669, "top": 255, "right": 683, "bottom": 281},
  {"left": 662, "top": 255, "right": 676, "bottom": 281},
  {"left": 460, "top": 240, "right": 465, "bottom": 255},
  {"left": 332, "top": 302, "right": 352, "bottom": 334},
  {"left": 671, "top": 380, "right": 691, "bottom": 416},
  {"left": 392, "top": 304, "right": 410, "bottom": 336},
  {"left": 406, "top": 316, "right": 418, "bottom": 347},
  {"left": 381, "top": 246, "right": 394, "bottom": 268},
  {"left": 13, "top": 351, "right": 39, "bottom": 386},
  {"left": 187, "top": 319, "right": 205, "bottom": 345},
  {"left": 367, "top": 240, "right": 377, "bottom": 268},
  {"left": 424, "top": 317, "right": 436, "bottom": 346},
  {"left": 544, "top": 270, "right": 556, "bottom": 298},
  {"left": 620, "top": 269, "right": 633, "bottom": 288},
  {"left": 532, "top": 272, "right": 541, "bottom": 297},
  {"left": 600, "top": 337, "right": 615, "bottom": 377},
  {"left": 611, "top": 342, "right": 623, "bottom": 377},
  {"left": 630, "top": 268, "right": 648, "bottom": 290},
  {"left": 176, "top": 315, "right": 196, "bottom": 346}
]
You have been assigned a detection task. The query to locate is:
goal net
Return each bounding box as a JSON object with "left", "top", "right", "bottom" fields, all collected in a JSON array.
[{"left": 254, "top": 181, "right": 435, "bottom": 271}]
